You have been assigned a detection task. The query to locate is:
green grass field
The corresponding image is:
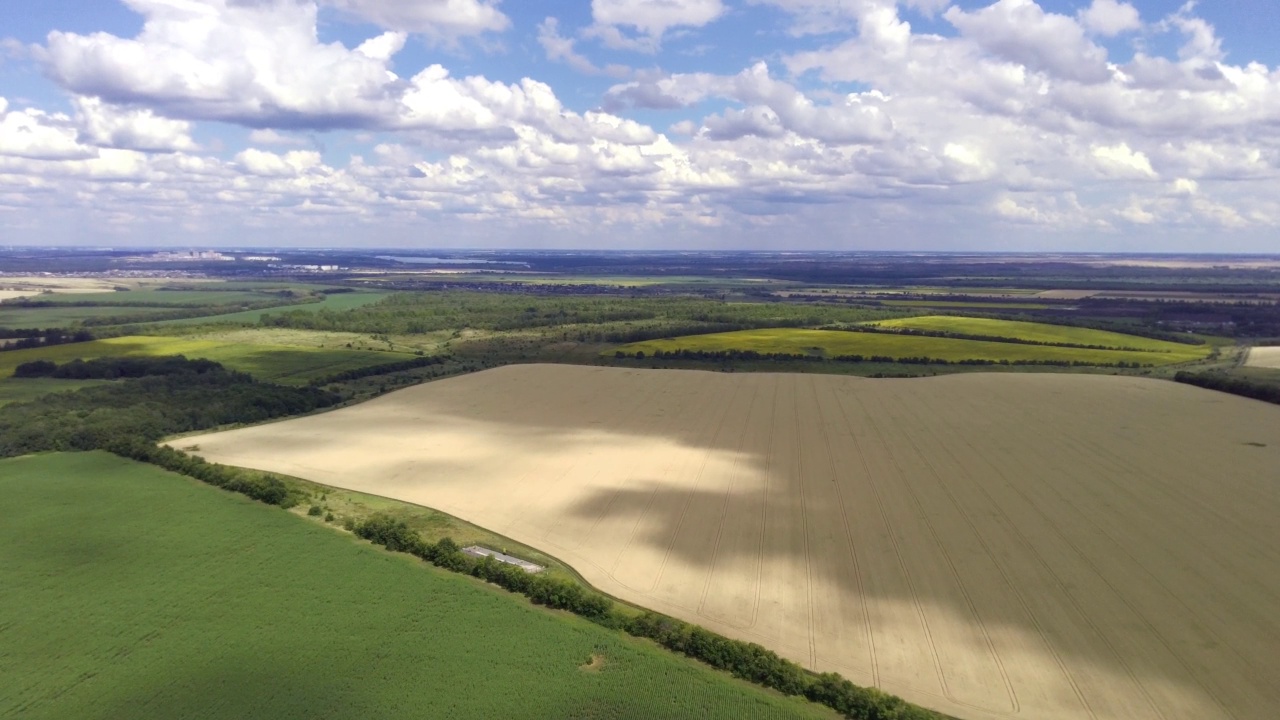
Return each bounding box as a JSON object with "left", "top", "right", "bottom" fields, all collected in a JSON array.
[
  {"left": 147, "top": 291, "right": 390, "bottom": 327},
  {"left": 26, "top": 289, "right": 300, "bottom": 306},
  {"left": 0, "top": 378, "right": 110, "bottom": 407},
  {"left": 0, "top": 452, "right": 834, "bottom": 720},
  {"left": 0, "top": 304, "right": 182, "bottom": 328},
  {"left": 869, "top": 315, "right": 1208, "bottom": 356},
  {"left": 0, "top": 336, "right": 414, "bottom": 384},
  {"left": 615, "top": 327, "right": 1207, "bottom": 366},
  {"left": 878, "top": 300, "right": 1054, "bottom": 310}
]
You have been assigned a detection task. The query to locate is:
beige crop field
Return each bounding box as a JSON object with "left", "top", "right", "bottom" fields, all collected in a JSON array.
[
  {"left": 1245, "top": 346, "right": 1280, "bottom": 369},
  {"left": 178, "top": 365, "right": 1280, "bottom": 720}
]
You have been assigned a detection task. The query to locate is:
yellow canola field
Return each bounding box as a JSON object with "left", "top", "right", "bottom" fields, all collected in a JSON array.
[{"left": 178, "top": 365, "right": 1280, "bottom": 720}]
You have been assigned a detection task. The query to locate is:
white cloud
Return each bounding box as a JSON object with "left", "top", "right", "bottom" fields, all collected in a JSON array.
[
  {"left": 1079, "top": 0, "right": 1142, "bottom": 37},
  {"left": 73, "top": 96, "right": 196, "bottom": 152},
  {"left": 248, "top": 129, "right": 308, "bottom": 146},
  {"left": 1092, "top": 143, "right": 1157, "bottom": 179},
  {"left": 537, "top": 17, "right": 630, "bottom": 77},
  {"left": 589, "top": 0, "right": 725, "bottom": 51},
  {"left": 0, "top": 100, "right": 96, "bottom": 160},
  {"left": 42, "top": 0, "right": 405, "bottom": 129},
  {"left": 235, "top": 148, "right": 324, "bottom": 177},
  {"left": 945, "top": 0, "right": 1112, "bottom": 84},
  {"left": 321, "top": 0, "right": 509, "bottom": 41}
]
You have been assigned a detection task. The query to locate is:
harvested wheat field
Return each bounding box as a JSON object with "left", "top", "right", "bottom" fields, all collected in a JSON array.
[
  {"left": 1245, "top": 346, "right": 1280, "bottom": 369},
  {"left": 178, "top": 365, "right": 1280, "bottom": 720}
]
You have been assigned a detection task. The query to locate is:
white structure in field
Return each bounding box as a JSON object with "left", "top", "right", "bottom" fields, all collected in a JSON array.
[{"left": 461, "top": 546, "right": 544, "bottom": 573}]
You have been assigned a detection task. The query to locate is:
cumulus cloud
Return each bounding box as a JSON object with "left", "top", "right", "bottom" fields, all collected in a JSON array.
[
  {"left": 1079, "top": 0, "right": 1142, "bottom": 36},
  {"left": 73, "top": 97, "right": 196, "bottom": 152},
  {"left": 0, "top": 99, "right": 96, "bottom": 160},
  {"left": 588, "top": 0, "right": 726, "bottom": 51},
  {"left": 945, "top": 0, "right": 1112, "bottom": 84},
  {"left": 42, "top": 0, "right": 403, "bottom": 129}
]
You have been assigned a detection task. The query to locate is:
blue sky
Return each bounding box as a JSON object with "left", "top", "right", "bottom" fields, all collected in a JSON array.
[{"left": 1, "top": 0, "right": 1279, "bottom": 251}]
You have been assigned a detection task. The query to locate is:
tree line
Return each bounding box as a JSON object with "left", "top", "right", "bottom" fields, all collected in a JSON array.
[
  {"left": 617, "top": 349, "right": 1152, "bottom": 369},
  {"left": 1173, "top": 371, "right": 1280, "bottom": 405},
  {"left": 14, "top": 355, "right": 223, "bottom": 379},
  {"left": 0, "top": 328, "right": 94, "bottom": 350}
]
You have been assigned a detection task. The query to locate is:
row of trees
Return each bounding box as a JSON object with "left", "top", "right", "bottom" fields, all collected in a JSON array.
[
  {"left": 307, "top": 354, "right": 449, "bottom": 386},
  {"left": 1174, "top": 371, "right": 1280, "bottom": 405},
  {"left": 352, "top": 515, "right": 939, "bottom": 720},
  {"left": 0, "top": 328, "right": 94, "bottom": 350},
  {"left": 15, "top": 355, "right": 223, "bottom": 379},
  {"left": 618, "top": 349, "right": 1152, "bottom": 369}
]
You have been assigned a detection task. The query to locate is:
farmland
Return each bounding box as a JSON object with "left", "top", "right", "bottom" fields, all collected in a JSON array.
[
  {"left": 868, "top": 316, "right": 1207, "bottom": 354},
  {"left": 614, "top": 327, "right": 1201, "bottom": 366},
  {"left": 0, "top": 335, "right": 415, "bottom": 384},
  {"left": 1246, "top": 346, "right": 1280, "bottom": 369},
  {"left": 180, "top": 364, "right": 1280, "bottom": 720},
  {"left": 0, "top": 452, "right": 835, "bottom": 720}
]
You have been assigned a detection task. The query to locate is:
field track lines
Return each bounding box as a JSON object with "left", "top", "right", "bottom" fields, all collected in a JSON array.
[
  {"left": 854, "top": 389, "right": 1017, "bottom": 715},
  {"left": 1053, "top": 431, "right": 1280, "bottom": 677},
  {"left": 540, "top": 374, "right": 671, "bottom": 550},
  {"left": 958, "top": 390, "right": 1228, "bottom": 720},
  {"left": 891, "top": 390, "right": 1096, "bottom": 719},
  {"left": 750, "top": 378, "right": 779, "bottom": 631},
  {"left": 694, "top": 383, "right": 761, "bottom": 617},
  {"left": 792, "top": 378, "right": 818, "bottom": 669},
  {"left": 831, "top": 387, "right": 951, "bottom": 704},
  {"left": 577, "top": 383, "right": 678, "bottom": 544},
  {"left": 983, "top": 386, "right": 1272, "bottom": 716},
  {"left": 810, "top": 377, "right": 878, "bottom": 687},
  {"left": 646, "top": 378, "right": 750, "bottom": 598},
  {"left": 606, "top": 378, "right": 729, "bottom": 592},
  {"left": 990, "top": 442, "right": 1250, "bottom": 715}
]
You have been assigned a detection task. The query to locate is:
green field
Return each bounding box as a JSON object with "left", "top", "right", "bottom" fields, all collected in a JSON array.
[
  {"left": 878, "top": 300, "right": 1054, "bottom": 310},
  {"left": 0, "top": 336, "right": 414, "bottom": 384},
  {"left": 147, "top": 291, "right": 390, "bottom": 327},
  {"left": 26, "top": 289, "right": 301, "bottom": 306},
  {"left": 615, "top": 327, "right": 1207, "bottom": 366},
  {"left": 0, "top": 377, "right": 110, "bottom": 407},
  {"left": 870, "top": 315, "right": 1208, "bottom": 355},
  {"left": 0, "top": 452, "right": 834, "bottom": 720},
  {"left": 0, "top": 304, "right": 182, "bottom": 328}
]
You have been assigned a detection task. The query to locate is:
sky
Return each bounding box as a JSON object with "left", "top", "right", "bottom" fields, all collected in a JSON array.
[{"left": 1, "top": 0, "right": 1279, "bottom": 252}]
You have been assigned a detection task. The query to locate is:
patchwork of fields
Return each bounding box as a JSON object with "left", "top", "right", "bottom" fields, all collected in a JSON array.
[
  {"left": 0, "top": 335, "right": 414, "bottom": 384},
  {"left": 0, "top": 452, "right": 833, "bottom": 720},
  {"left": 180, "top": 365, "right": 1280, "bottom": 720}
]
